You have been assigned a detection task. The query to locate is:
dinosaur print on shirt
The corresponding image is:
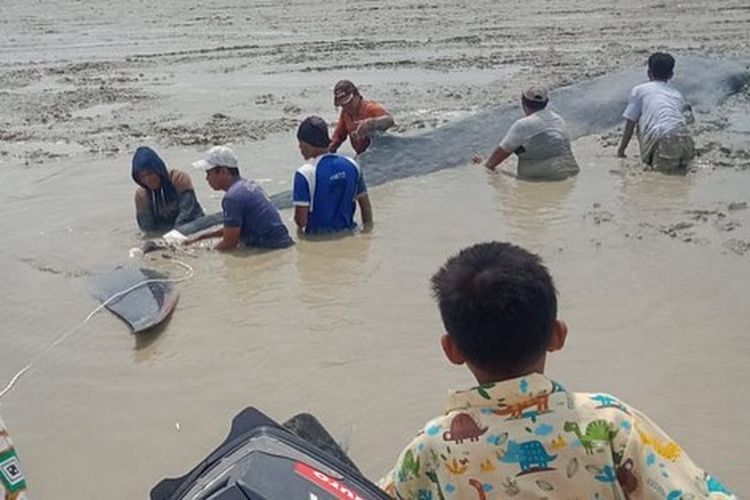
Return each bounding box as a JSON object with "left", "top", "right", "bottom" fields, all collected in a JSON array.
[{"left": 379, "top": 373, "right": 736, "bottom": 499}]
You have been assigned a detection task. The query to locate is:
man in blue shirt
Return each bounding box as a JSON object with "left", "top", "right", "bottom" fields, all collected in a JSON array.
[
  {"left": 191, "top": 146, "right": 293, "bottom": 251},
  {"left": 292, "top": 116, "right": 373, "bottom": 234}
]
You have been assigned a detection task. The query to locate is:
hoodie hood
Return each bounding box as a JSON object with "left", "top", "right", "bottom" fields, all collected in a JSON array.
[
  {"left": 132, "top": 146, "right": 170, "bottom": 189},
  {"left": 131, "top": 146, "right": 178, "bottom": 219}
]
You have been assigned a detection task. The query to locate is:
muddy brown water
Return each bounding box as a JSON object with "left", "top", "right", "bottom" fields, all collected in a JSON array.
[{"left": 1, "top": 0, "right": 749, "bottom": 498}]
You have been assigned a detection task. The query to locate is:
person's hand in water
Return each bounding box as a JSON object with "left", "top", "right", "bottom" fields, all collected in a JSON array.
[
  {"left": 351, "top": 120, "right": 370, "bottom": 141},
  {"left": 472, "top": 154, "right": 496, "bottom": 171}
]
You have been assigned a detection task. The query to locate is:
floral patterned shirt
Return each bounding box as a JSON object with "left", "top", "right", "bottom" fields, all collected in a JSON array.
[
  {"left": 379, "top": 373, "right": 734, "bottom": 499},
  {"left": 1, "top": 416, "right": 28, "bottom": 499}
]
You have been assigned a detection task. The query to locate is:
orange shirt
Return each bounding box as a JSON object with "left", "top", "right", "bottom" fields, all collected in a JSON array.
[{"left": 331, "top": 99, "right": 389, "bottom": 154}]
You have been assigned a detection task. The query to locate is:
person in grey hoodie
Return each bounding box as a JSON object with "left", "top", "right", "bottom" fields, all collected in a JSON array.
[{"left": 131, "top": 146, "right": 204, "bottom": 232}]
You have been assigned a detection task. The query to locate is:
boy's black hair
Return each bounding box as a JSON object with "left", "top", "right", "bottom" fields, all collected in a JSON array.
[
  {"left": 648, "top": 52, "right": 675, "bottom": 81},
  {"left": 226, "top": 167, "right": 240, "bottom": 177},
  {"left": 297, "top": 115, "right": 331, "bottom": 148},
  {"left": 431, "top": 242, "right": 557, "bottom": 374},
  {"left": 521, "top": 96, "right": 548, "bottom": 111}
]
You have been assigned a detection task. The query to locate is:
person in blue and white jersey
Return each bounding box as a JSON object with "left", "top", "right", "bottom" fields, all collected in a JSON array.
[{"left": 292, "top": 116, "right": 373, "bottom": 235}]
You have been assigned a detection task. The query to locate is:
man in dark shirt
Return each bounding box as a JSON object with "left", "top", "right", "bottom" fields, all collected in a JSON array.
[{"left": 191, "top": 146, "right": 293, "bottom": 251}]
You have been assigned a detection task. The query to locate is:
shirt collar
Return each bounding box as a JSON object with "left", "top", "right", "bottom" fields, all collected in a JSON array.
[
  {"left": 309, "top": 153, "right": 332, "bottom": 168},
  {"left": 445, "top": 373, "right": 562, "bottom": 413}
]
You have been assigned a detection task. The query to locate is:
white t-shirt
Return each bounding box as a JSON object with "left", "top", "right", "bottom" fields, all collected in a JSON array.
[
  {"left": 499, "top": 109, "right": 579, "bottom": 180},
  {"left": 622, "top": 81, "right": 690, "bottom": 140}
]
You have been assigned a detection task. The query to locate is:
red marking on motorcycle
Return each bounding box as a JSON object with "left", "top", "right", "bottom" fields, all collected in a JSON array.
[{"left": 294, "top": 462, "right": 366, "bottom": 500}]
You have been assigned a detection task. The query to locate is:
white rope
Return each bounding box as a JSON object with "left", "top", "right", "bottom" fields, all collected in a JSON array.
[{"left": 0, "top": 258, "right": 194, "bottom": 400}]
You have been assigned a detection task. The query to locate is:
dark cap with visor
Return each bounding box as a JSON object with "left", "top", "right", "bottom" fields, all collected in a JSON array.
[{"left": 333, "top": 79, "right": 358, "bottom": 106}]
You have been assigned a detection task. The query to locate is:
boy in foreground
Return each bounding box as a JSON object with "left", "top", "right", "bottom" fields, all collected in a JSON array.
[{"left": 379, "top": 242, "right": 733, "bottom": 499}]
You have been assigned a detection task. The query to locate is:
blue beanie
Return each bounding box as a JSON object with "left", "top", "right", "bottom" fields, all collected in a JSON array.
[{"left": 297, "top": 116, "right": 331, "bottom": 148}]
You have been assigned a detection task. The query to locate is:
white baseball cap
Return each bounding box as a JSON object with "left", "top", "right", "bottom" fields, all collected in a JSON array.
[
  {"left": 522, "top": 84, "right": 549, "bottom": 103},
  {"left": 192, "top": 145, "right": 239, "bottom": 171}
]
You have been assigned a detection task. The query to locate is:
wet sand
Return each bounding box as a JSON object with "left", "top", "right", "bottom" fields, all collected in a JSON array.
[{"left": 1, "top": 0, "right": 749, "bottom": 498}]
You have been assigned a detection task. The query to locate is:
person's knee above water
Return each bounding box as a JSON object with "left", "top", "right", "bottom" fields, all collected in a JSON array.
[
  {"left": 328, "top": 80, "right": 395, "bottom": 155},
  {"left": 473, "top": 85, "right": 580, "bottom": 180},
  {"left": 379, "top": 241, "right": 735, "bottom": 499},
  {"left": 131, "top": 146, "right": 205, "bottom": 233},
  {"left": 293, "top": 116, "right": 373, "bottom": 235},
  {"left": 190, "top": 146, "right": 293, "bottom": 251},
  {"left": 617, "top": 52, "right": 695, "bottom": 174}
]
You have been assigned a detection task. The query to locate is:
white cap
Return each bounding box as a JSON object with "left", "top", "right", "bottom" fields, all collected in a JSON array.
[
  {"left": 192, "top": 145, "right": 239, "bottom": 171},
  {"left": 522, "top": 84, "right": 549, "bottom": 103}
]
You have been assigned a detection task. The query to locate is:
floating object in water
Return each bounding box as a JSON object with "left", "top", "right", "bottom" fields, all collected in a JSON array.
[
  {"left": 89, "top": 266, "right": 179, "bottom": 333},
  {"left": 1, "top": 262, "right": 190, "bottom": 399}
]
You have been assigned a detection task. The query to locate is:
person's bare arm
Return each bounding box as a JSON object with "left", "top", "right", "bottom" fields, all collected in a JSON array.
[
  {"left": 294, "top": 206, "right": 309, "bottom": 232},
  {"left": 357, "top": 193, "right": 373, "bottom": 226},
  {"left": 352, "top": 114, "right": 395, "bottom": 141},
  {"left": 328, "top": 140, "right": 342, "bottom": 153},
  {"left": 214, "top": 226, "right": 241, "bottom": 251},
  {"left": 188, "top": 227, "right": 223, "bottom": 242},
  {"left": 329, "top": 118, "right": 348, "bottom": 153},
  {"left": 617, "top": 119, "right": 636, "bottom": 158},
  {"left": 473, "top": 147, "right": 512, "bottom": 171},
  {"left": 367, "top": 114, "right": 394, "bottom": 132}
]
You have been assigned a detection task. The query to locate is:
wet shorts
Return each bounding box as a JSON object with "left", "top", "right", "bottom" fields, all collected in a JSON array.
[{"left": 645, "top": 134, "right": 695, "bottom": 174}]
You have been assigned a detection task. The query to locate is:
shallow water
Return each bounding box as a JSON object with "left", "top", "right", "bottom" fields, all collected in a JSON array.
[{"left": 1, "top": 0, "right": 749, "bottom": 498}]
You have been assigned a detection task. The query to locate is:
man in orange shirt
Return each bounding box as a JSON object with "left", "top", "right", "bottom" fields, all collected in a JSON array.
[{"left": 328, "top": 80, "right": 394, "bottom": 155}]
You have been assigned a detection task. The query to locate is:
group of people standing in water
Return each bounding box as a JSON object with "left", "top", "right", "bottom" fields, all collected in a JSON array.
[
  {"left": 131, "top": 78, "right": 389, "bottom": 251},
  {"left": 129, "top": 52, "right": 696, "bottom": 252},
  {"left": 473, "top": 51, "right": 695, "bottom": 178}
]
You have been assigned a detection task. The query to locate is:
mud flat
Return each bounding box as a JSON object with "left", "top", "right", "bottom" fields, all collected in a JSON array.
[{"left": 1, "top": 0, "right": 749, "bottom": 498}]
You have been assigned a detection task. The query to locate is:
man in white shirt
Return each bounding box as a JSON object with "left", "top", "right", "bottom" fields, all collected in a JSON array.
[
  {"left": 617, "top": 52, "right": 695, "bottom": 173},
  {"left": 474, "top": 84, "right": 580, "bottom": 180}
]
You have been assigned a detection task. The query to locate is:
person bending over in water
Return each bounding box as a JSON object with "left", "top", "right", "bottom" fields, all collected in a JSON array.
[
  {"left": 132, "top": 146, "right": 204, "bottom": 233},
  {"left": 328, "top": 79, "right": 394, "bottom": 155},
  {"left": 379, "top": 241, "right": 735, "bottom": 499},
  {"left": 190, "top": 146, "right": 293, "bottom": 251},
  {"left": 617, "top": 52, "right": 695, "bottom": 174},
  {"left": 293, "top": 116, "right": 373, "bottom": 235},
  {"left": 473, "top": 85, "right": 580, "bottom": 180}
]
